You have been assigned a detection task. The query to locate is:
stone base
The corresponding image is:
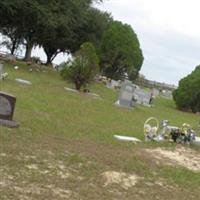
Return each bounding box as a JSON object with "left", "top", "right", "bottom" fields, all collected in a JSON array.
[
  {"left": 114, "top": 101, "right": 134, "bottom": 110},
  {"left": 0, "top": 119, "right": 20, "bottom": 128}
]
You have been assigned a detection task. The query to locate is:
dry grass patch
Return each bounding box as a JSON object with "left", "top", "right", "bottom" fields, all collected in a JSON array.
[
  {"left": 147, "top": 146, "right": 200, "bottom": 172},
  {"left": 101, "top": 171, "right": 141, "bottom": 189}
]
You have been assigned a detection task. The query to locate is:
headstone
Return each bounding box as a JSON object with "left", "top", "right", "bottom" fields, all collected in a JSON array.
[
  {"left": 117, "top": 82, "right": 135, "bottom": 108},
  {"left": 0, "top": 92, "right": 19, "bottom": 128},
  {"left": 134, "top": 89, "right": 151, "bottom": 106},
  {"left": 16, "top": 78, "right": 32, "bottom": 85},
  {"left": 0, "top": 63, "right": 3, "bottom": 73},
  {"left": 0, "top": 63, "right": 8, "bottom": 80},
  {"left": 0, "top": 63, "right": 3, "bottom": 78},
  {"left": 152, "top": 88, "right": 160, "bottom": 97},
  {"left": 161, "top": 90, "right": 172, "bottom": 99},
  {"left": 107, "top": 79, "right": 121, "bottom": 89}
]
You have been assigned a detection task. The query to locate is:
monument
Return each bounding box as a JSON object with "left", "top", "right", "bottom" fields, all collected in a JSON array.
[
  {"left": 0, "top": 92, "right": 19, "bottom": 128},
  {"left": 134, "top": 89, "right": 152, "bottom": 106},
  {"left": 0, "top": 63, "right": 8, "bottom": 80},
  {"left": 116, "top": 82, "right": 136, "bottom": 109}
]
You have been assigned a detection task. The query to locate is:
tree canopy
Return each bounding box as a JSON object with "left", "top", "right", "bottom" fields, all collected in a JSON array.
[
  {"left": 0, "top": 0, "right": 108, "bottom": 63},
  {"left": 173, "top": 65, "right": 200, "bottom": 113},
  {"left": 100, "top": 21, "right": 144, "bottom": 81}
]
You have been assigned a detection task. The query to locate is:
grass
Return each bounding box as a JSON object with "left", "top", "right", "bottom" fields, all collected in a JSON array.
[{"left": 1, "top": 60, "right": 200, "bottom": 199}]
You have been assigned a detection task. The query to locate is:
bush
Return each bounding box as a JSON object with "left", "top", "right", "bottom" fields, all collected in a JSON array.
[
  {"left": 173, "top": 65, "right": 200, "bottom": 112},
  {"left": 60, "top": 42, "right": 99, "bottom": 91}
]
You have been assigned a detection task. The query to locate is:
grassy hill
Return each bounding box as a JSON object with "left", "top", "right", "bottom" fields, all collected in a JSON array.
[{"left": 1, "top": 60, "right": 200, "bottom": 200}]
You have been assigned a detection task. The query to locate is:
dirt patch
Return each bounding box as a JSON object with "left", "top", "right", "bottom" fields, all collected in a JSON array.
[
  {"left": 26, "top": 164, "right": 39, "bottom": 170},
  {"left": 101, "top": 171, "right": 140, "bottom": 190},
  {"left": 147, "top": 147, "right": 200, "bottom": 172}
]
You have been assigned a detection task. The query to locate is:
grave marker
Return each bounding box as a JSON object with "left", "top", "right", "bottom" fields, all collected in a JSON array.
[
  {"left": 0, "top": 92, "right": 19, "bottom": 128},
  {"left": 134, "top": 89, "right": 151, "bottom": 106},
  {"left": 117, "top": 82, "right": 136, "bottom": 108},
  {"left": 0, "top": 63, "right": 8, "bottom": 80}
]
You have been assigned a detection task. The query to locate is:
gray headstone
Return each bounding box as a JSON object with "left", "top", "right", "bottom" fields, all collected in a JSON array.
[
  {"left": 0, "top": 92, "right": 16, "bottom": 120},
  {"left": 118, "top": 82, "right": 135, "bottom": 108},
  {"left": 0, "top": 63, "right": 4, "bottom": 76},
  {"left": 152, "top": 88, "right": 160, "bottom": 97},
  {"left": 161, "top": 90, "right": 172, "bottom": 99},
  {"left": 134, "top": 89, "right": 151, "bottom": 106}
]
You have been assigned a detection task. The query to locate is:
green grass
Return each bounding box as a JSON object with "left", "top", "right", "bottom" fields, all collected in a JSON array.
[{"left": 1, "top": 60, "right": 200, "bottom": 199}]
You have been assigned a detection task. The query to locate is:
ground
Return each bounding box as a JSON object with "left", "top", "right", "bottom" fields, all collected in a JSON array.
[{"left": 0, "top": 60, "right": 200, "bottom": 199}]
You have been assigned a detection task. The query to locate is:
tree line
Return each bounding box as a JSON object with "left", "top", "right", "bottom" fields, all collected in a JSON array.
[{"left": 0, "top": 0, "right": 143, "bottom": 82}]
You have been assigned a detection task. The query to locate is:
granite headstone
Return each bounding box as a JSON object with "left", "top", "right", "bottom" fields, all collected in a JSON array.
[
  {"left": 0, "top": 63, "right": 4, "bottom": 79},
  {"left": 118, "top": 82, "right": 135, "bottom": 108},
  {"left": 0, "top": 92, "right": 19, "bottom": 128},
  {"left": 134, "top": 89, "right": 151, "bottom": 106}
]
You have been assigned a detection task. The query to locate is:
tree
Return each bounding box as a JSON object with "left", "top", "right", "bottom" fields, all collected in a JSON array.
[
  {"left": 40, "top": 2, "right": 110, "bottom": 65},
  {"left": 100, "top": 21, "right": 144, "bottom": 81},
  {"left": 38, "top": 0, "right": 92, "bottom": 65},
  {"left": 0, "top": 27, "right": 22, "bottom": 55},
  {"left": 173, "top": 65, "right": 200, "bottom": 113},
  {"left": 60, "top": 42, "right": 99, "bottom": 91},
  {"left": 77, "top": 8, "right": 112, "bottom": 54},
  {"left": 0, "top": 0, "right": 48, "bottom": 60},
  {"left": 0, "top": 0, "right": 104, "bottom": 62}
]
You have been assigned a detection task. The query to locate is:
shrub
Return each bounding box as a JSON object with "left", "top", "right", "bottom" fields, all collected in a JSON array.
[
  {"left": 60, "top": 42, "right": 99, "bottom": 91},
  {"left": 173, "top": 65, "right": 200, "bottom": 112}
]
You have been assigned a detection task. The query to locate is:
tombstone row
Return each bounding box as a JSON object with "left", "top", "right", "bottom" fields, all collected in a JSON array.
[{"left": 116, "top": 82, "right": 153, "bottom": 109}]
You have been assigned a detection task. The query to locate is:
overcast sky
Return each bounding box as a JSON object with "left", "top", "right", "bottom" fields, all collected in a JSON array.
[{"left": 96, "top": 0, "right": 200, "bottom": 85}]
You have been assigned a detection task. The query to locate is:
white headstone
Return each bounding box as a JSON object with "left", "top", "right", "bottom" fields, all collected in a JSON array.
[
  {"left": 15, "top": 78, "right": 32, "bottom": 85},
  {"left": 107, "top": 79, "right": 120, "bottom": 89}
]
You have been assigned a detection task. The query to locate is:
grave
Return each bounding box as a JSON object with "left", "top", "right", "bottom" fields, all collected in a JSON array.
[
  {"left": 106, "top": 79, "right": 121, "bottom": 89},
  {"left": 0, "top": 63, "right": 8, "bottom": 80},
  {"left": 134, "top": 89, "right": 152, "bottom": 106},
  {"left": 116, "top": 82, "right": 136, "bottom": 109},
  {"left": 151, "top": 88, "right": 160, "bottom": 97},
  {"left": 0, "top": 63, "right": 3, "bottom": 76},
  {"left": 0, "top": 92, "right": 19, "bottom": 128},
  {"left": 16, "top": 78, "right": 32, "bottom": 85},
  {"left": 161, "top": 90, "right": 172, "bottom": 99}
]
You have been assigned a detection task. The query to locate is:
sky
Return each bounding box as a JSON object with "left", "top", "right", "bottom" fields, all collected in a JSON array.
[
  {"left": 1, "top": 0, "right": 200, "bottom": 85},
  {"left": 96, "top": 0, "right": 200, "bottom": 85}
]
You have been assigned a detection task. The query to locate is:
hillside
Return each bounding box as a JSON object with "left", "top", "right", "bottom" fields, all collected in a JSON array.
[{"left": 1, "top": 61, "right": 200, "bottom": 200}]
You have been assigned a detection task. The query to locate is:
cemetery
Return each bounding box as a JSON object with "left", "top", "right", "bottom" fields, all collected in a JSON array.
[
  {"left": 0, "top": 60, "right": 200, "bottom": 199},
  {"left": 0, "top": 61, "right": 200, "bottom": 199},
  {"left": 0, "top": 1, "right": 200, "bottom": 199}
]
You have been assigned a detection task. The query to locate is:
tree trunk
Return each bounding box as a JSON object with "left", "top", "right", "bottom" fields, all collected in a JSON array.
[
  {"left": 45, "top": 52, "right": 58, "bottom": 65},
  {"left": 46, "top": 55, "right": 52, "bottom": 65},
  {"left": 75, "top": 80, "right": 82, "bottom": 91},
  {"left": 11, "top": 38, "right": 17, "bottom": 55},
  {"left": 24, "top": 42, "right": 33, "bottom": 61}
]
